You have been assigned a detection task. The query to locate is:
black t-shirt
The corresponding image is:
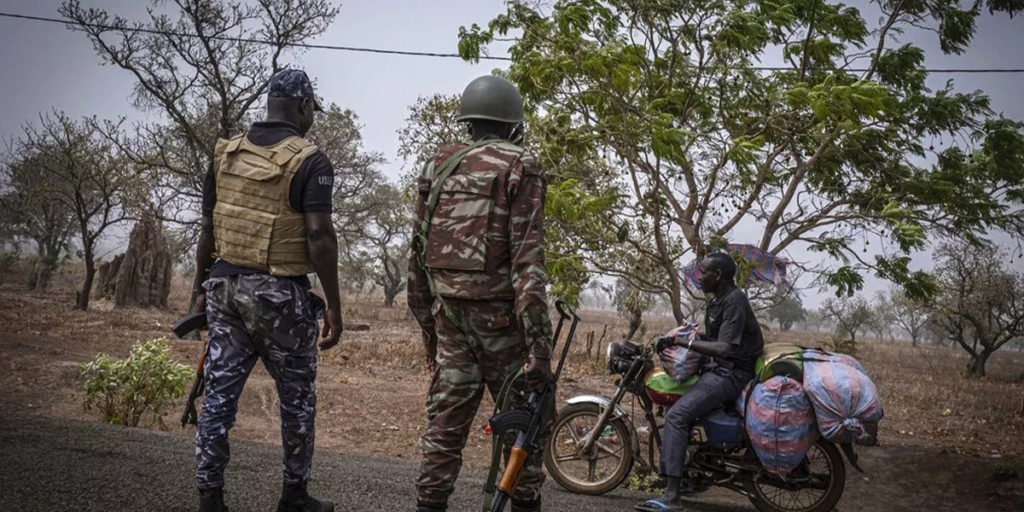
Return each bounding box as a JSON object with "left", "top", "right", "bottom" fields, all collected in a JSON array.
[
  {"left": 201, "top": 121, "right": 334, "bottom": 284},
  {"left": 704, "top": 284, "right": 764, "bottom": 376}
]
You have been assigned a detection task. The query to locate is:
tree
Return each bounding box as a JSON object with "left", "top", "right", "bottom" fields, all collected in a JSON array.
[
  {"left": 396, "top": 94, "right": 466, "bottom": 180},
  {"left": 767, "top": 296, "right": 807, "bottom": 331},
  {"left": 930, "top": 241, "right": 1024, "bottom": 377},
  {"left": 458, "top": 0, "right": 1024, "bottom": 322},
  {"left": 0, "top": 150, "right": 77, "bottom": 290},
  {"left": 613, "top": 277, "right": 655, "bottom": 340},
  {"left": 888, "top": 286, "right": 930, "bottom": 346},
  {"left": 60, "top": 0, "right": 339, "bottom": 230},
  {"left": 307, "top": 104, "right": 387, "bottom": 239},
  {"left": 868, "top": 290, "right": 896, "bottom": 342},
  {"left": 821, "top": 296, "right": 873, "bottom": 346},
  {"left": 11, "top": 113, "right": 141, "bottom": 309},
  {"left": 342, "top": 184, "right": 412, "bottom": 307}
]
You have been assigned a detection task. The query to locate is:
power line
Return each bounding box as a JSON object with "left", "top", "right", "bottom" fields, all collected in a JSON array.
[
  {"left": 0, "top": 11, "right": 511, "bottom": 61},
  {"left": 2, "top": 10, "right": 1024, "bottom": 74}
]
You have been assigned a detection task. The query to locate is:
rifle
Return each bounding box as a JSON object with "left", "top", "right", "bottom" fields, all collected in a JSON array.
[
  {"left": 173, "top": 311, "right": 209, "bottom": 428},
  {"left": 485, "top": 301, "right": 580, "bottom": 512}
]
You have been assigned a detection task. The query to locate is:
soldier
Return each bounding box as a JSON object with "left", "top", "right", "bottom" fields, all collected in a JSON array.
[
  {"left": 190, "top": 69, "right": 341, "bottom": 512},
  {"left": 408, "top": 75, "right": 554, "bottom": 512}
]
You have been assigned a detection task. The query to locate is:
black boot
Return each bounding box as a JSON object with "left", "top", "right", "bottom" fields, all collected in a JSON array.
[
  {"left": 198, "top": 487, "right": 227, "bottom": 512},
  {"left": 276, "top": 481, "right": 334, "bottom": 512},
  {"left": 415, "top": 501, "right": 447, "bottom": 512},
  {"left": 511, "top": 497, "right": 541, "bottom": 512}
]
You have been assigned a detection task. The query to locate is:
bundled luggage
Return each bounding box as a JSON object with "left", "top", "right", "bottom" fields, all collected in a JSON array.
[
  {"left": 735, "top": 344, "right": 883, "bottom": 474},
  {"left": 802, "top": 348, "right": 866, "bottom": 374},
  {"left": 742, "top": 376, "right": 817, "bottom": 477},
  {"left": 802, "top": 351, "right": 883, "bottom": 443}
]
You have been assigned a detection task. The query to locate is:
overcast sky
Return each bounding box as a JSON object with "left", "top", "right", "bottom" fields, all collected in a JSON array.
[{"left": 0, "top": 0, "right": 1021, "bottom": 306}]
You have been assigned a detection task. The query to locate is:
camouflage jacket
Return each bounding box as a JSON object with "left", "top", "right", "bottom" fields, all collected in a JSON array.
[{"left": 407, "top": 139, "right": 553, "bottom": 358}]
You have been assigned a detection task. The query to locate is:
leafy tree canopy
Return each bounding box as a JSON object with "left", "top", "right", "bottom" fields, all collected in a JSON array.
[{"left": 459, "top": 0, "right": 1024, "bottom": 321}]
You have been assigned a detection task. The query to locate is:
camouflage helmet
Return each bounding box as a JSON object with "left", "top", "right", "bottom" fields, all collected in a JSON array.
[{"left": 457, "top": 75, "right": 525, "bottom": 123}]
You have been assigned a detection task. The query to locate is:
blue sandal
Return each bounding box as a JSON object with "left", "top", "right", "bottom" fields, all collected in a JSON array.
[{"left": 635, "top": 499, "right": 686, "bottom": 511}]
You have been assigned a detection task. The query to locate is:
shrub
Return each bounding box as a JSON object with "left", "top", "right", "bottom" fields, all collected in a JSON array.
[
  {"left": 991, "top": 462, "right": 1019, "bottom": 482},
  {"left": 80, "top": 338, "right": 193, "bottom": 427},
  {"left": 828, "top": 337, "right": 858, "bottom": 355},
  {"left": 625, "top": 466, "right": 661, "bottom": 492}
]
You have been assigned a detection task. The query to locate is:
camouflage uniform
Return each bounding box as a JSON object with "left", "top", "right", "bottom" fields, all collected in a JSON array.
[
  {"left": 196, "top": 274, "right": 324, "bottom": 490},
  {"left": 408, "top": 139, "right": 554, "bottom": 508}
]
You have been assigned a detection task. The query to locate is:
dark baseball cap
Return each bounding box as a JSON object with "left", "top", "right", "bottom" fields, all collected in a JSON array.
[{"left": 267, "top": 69, "right": 324, "bottom": 111}]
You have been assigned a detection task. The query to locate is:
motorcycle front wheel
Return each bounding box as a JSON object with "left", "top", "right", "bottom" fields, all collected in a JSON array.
[
  {"left": 543, "top": 402, "right": 635, "bottom": 495},
  {"left": 745, "top": 438, "right": 846, "bottom": 512}
]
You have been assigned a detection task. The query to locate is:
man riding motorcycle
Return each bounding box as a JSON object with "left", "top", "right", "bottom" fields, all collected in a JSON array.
[{"left": 638, "top": 252, "right": 764, "bottom": 512}]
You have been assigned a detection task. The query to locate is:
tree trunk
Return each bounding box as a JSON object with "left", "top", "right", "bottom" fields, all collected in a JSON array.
[
  {"left": 383, "top": 287, "right": 397, "bottom": 307},
  {"left": 626, "top": 309, "right": 642, "bottom": 340},
  {"left": 77, "top": 250, "right": 95, "bottom": 310},
  {"left": 28, "top": 241, "right": 60, "bottom": 291},
  {"left": 967, "top": 349, "right": 990, "bottom": 377}
]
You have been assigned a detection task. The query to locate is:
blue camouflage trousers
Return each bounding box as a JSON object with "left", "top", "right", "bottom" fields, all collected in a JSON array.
[{"left": 196, "top": 274, "right": 322, "bottom": 490}]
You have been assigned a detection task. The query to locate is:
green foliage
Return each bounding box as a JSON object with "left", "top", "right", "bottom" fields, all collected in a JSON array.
[
  {"left": 625, "top": 465, "right": 661, "bottom": 493},
  {"left": 458, "top": 0, "right": 1024, "bottom": 319},
  {"left": 545, "top": 178, "right": 619, "bottom": 306},
  {"left": 79, "top": 338, "right": 192, "bottom": 427},
  {"left": 767, "top": 296, "right": 807, "bottom": 331},
  {"left": 828, "top": 337, "right": 858, "bottom": 355},
  {"left": 991, "top": 462, "right": 1020, "bottom": 482},
  {"left": 822, "top": 295, "right": 873, "bottom": 348}
]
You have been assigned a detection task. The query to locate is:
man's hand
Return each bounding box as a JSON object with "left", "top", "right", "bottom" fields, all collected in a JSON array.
[
  {"left": 318, "top": 307, "right": 343, "bottom": 350},
  {"left": 423, "top": 329, "right": 438, "bottom": 374},
  {"left": 523, "top": 354, "right": 552, "bottom": 392}
]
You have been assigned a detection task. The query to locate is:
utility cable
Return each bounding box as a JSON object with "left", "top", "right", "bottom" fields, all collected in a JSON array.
[{"left": 2, "top": 10, "right": 1024, "bottom": 73}]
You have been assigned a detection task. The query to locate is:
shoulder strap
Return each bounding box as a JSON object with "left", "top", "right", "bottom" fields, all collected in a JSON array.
[
  {"left": 223, "top": 134, "right": 244, "bottom": 154},
  {"left": 273, "top": 136, "right": 317, "bottom": 166},
  {"left": 420, "top": 138, "right": 495, "bottom": 241}
]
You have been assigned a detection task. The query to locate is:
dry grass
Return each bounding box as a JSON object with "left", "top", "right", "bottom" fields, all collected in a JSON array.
[{"left": 2, "top": 265, "right": 1023, "bottom": 463}]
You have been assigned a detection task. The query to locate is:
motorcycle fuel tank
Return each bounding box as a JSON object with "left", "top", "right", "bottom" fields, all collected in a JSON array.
[{"left": 644, "top": 368, "right": 698, "bottom": 407}]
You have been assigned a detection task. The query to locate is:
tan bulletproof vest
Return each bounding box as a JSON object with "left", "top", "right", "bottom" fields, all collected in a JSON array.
[{"left": 211, "top": 134, "right": 319, "bottom": 276}]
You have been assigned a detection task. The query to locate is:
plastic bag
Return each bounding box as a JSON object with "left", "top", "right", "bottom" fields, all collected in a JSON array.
[
  {"left": 803, "top": 355, "right": 883, "bottom": 443},
  {"left": 657, "top": 323, "right": 704, "bottom": 383},
  {"left": 744, "top": 376, "right": 817, "bottom": 477}
]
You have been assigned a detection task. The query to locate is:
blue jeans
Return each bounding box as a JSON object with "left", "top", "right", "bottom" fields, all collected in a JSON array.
[{"left": 659, "top": 367, "right": 747, "bottom": 478}]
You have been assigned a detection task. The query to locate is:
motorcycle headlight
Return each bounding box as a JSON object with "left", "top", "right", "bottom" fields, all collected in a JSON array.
[{"left": 606, "top": 342, "right": 622, "bottom": 374}]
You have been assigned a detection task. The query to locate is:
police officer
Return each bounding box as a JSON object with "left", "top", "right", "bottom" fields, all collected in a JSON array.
[
  {"left": 190, "top": 69, "right": 341, "bottom": 512},
  {"left": 408, "top": 75, "right": 554, "bottom": 512},
  {"left": 638, "top": 253, "right": 763, "bottom": 512}
]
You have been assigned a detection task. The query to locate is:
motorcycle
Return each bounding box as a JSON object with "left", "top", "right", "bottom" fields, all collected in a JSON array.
[{"left": 543, "top": 337, "right": 851, "bottom": 512}]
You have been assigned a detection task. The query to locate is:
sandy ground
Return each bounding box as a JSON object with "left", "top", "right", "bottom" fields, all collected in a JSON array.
[{"left": 1, "top": 283, "right": 1023, "bottom": 510}]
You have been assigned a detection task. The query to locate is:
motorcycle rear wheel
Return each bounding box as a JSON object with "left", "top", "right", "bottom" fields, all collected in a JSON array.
[
  {"left": 543, "top": 402, "right": 635, "bottom": 495},
  {"left": 745, "top": 438, "right": 846, "bottom": 512}
]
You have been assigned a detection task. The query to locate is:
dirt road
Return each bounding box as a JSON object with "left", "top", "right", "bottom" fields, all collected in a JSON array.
[
  {"left": 0, "top": 413, "right": 678, "bottom": 512},
  {"left": 4, "top": 413, "right": 1022, "bottom": 512}
]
